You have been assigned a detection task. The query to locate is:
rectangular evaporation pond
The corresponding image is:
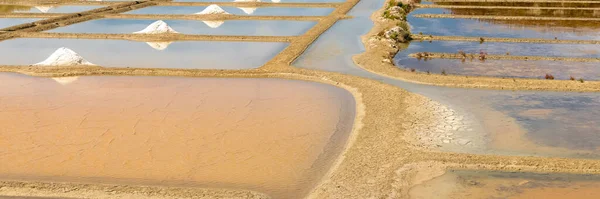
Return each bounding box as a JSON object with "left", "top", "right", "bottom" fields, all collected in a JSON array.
[
  {"left": 411, "top": 170, "right": 600, "bottom": 199},
  {"left": 433, "top": 1, "right": 600, "bottom": 8},
  {"left": 10, "top": 5, "right": 102, "bottom": 13},
  {"left": 0, "top": 39, "right": 288, "bottom": 69},
  {"left": 0, "top": 18, "right": 38, "bottom": 29},
  {"left": 402, "top": 40, "right": 600, "bottom": 58},
  {"left": 126, "top": 6, "right": 334, "bottom": 16},
  {"left": 49, "top": 19, "right": 316, "bottom": 36},
  {"left": 443, "top": 8, "right": 600, "bottom": 18},
  {"left": 0, "top": 74, "right": 356, "bottom": 199},
  {"left": 409, "top": 8, "right": 600, "bottom": 40},
  {"left": 394, "top": 41, "right": 600, "bottom": 80}
]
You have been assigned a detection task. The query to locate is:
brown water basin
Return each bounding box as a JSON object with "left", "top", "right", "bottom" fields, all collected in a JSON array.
[
  {"left": 410, "top": 170, "right": 600, "bottom": 199},
  {"left": 0, "top": 73, "right": 356, "bottom": 198}
]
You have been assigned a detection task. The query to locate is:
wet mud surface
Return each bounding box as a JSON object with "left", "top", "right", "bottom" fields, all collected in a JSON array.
[{"left": 0, "top": 74, "right": 356, "bottom": 199}]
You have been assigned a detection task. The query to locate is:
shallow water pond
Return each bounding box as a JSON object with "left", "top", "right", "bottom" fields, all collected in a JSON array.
[
  {"left": 49, "top": 19, "right": 316, "bottom": 36},
  {"left": 0, "top": 18, "right": 39, "bottom": 29},
  {"left": 411, "top": 170, "right": 600, "bottom": 199},
  {"left": 443, "top": 7, "right": 600, "bottom": 18},
  {"left": 295, "top": 0, "right": 600, "bottom": 159},
  {"left": 0, "top": 38, "right": 287, "bottom": 69},
  {"left": 409, "top": 8, "right": 600, "bottom": 40},
  {"left": 126, "top": 6, "right": 334, "bottom": 16},
  {"left": 2, "top": 5, "right": 101, "bottom": 13},
  {"left": 0, "top": 74, "right": 356, "bottom": 199},
  {"left": 394, "top": 40, "right": 600, "bottom": 80}
]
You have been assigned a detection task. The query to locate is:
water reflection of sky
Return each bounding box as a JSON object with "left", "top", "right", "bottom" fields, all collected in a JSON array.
[
  {"left": 0, "top": 18, "right": 39, "bottom": 29},
  {"left": 15, "top": 6, "right": 101, "bottom": 13},
  {"left": 49, "top": 19, "right": 316, "bottom": 36},
  {"left": 126, "top": 6, "right": 334, "bottom": 16},
  {"left": 488, "top": 92, "right": 600, "bottom": 151},
  {"left": 409, "top": 8, "right": 600, "bottom": 40},
  {"left": 394, "top": 41, "right": 600, "bottom": 80},
  {"left": 0, "top": 38, "right": 287, "bottom": 69}
]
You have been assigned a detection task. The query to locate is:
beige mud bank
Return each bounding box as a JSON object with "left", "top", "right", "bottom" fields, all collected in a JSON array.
[{"left": 0, "top": 74, "right": 356, "bottom": 198}]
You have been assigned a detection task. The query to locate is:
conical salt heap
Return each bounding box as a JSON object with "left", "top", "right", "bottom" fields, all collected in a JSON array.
[
  {"left": 272, "top": 0, "right": 281, "bottom": 2},
  {"left": 195, "top": 5, "right": 229, "bottom": 28},
  {"left": 34, "top": 47, "right": 95, "bottom": 66},
  {"left": 196, "top": 4, "right": 230, "bottom": 15},
  {"left": 234, "top": 0, "right": 259, "bottom": 15},
  {"left": 133, "top": 20, "right": 179, "bottom": 34},
  {"left": 145, "top": 41, "right": 173, "bottom": 51}
]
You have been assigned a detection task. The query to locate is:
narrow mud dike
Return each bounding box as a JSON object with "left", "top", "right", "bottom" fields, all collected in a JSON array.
[
  {"left": 416, "top": 4, "right": 600, "bottom": 10},
  {"left": 413, "top": 14, "right": 600, "bottom": 21},
  {"left": 16, "top": 32, "right": 295, "bottom": 42},
  {"left": 103, "top": 14, "right": 324, "bottom": 21},
  {"left": 428, "top": 0, "right": 600, "bottom": 3},
  {"left": 156, "top": 2, "right": 342, "bottom": 8},
  {"left": 409, "top": 52, "right": 600, "bottom": 62},
  {"left": 411, "top": 35, "right": 600, "bottom": 45}
]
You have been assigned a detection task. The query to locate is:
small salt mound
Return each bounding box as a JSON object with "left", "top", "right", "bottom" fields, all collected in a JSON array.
[
  {"left": 133, "top": 20, "right": 179, "bottom": 34},
  {"left": 234, "top": 0, "right": 259, "bottom": 15},
  {"left": 196, "top": 4, "right": 230, "bottom": 15},
  {"left": 34, "top": 47, "right": 95, "bottom": 66},
  {"left": 52, "top": 76, "right": 79, "bottom": 85},
  {"left": 34, "top": 6, "right": 53, "bottom": 13},
  {"left": 145, "top": 41, "right": 173, "bottom": 51},
  {"left": 272, "top": 0, "right": 281, "bottom": 3},
  {"left": 202, "top": 20, "right": 225, "bottom": 28}
]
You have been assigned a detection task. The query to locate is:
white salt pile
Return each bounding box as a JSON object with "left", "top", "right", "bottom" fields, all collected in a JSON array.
[
  {"left": 195, "top": 4, "right": 230, "bottom": 15},
  {"left": 145, "top": 41, "right": 173, "bottom": 51},
  {"left": 272, "top": 0, "right": 281, "bottom": 3},
  {"left": 52, "top": 76, "right": 79, "bottom": 85},
  {"left": 34, "top": 47, "right": 95, "bottom": 66},
  {"left": 133, "top": 20, "right": 179, "bottom": 34},
  {"left": 34, "top": 6, "right": 53, "bottom": 13},
  {"left": 234, "top": 0, "right": 259, "bottom": 15}
]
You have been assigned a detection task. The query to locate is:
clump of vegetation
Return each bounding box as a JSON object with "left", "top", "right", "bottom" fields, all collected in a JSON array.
[
  {"left": 545, "top": 73, "right": 555, "bottom": 80},
  {"left": 506, "top": 52, "right": 510, "bottom": 55},
  {"left": 479, "top": 37, "right": 485, "bottom": 44},
  {"left": 570, "top": 76, "right": 575, "bottom": 81},
  {"left": 426, "top": 70, "right": 430, "bottom": 75},
  {"left": 478, "top": 51, "right": 488, "bottom": 61},
  {"left": 441, "top": 69, "right": 447, "bottom": 75},
  {"left": 410, "top": 68, "right": 416, "bottom": 72},
  {"left": 458, "top": 50, "right": 467, "bottom": 58},
  {"left": 579, "top": 78, "right": 585, "bottom": 83}
]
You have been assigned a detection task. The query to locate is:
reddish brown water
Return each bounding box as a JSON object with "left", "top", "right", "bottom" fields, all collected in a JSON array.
[{"left": 0, "top": 73, "right": 356, "bottom": 198}]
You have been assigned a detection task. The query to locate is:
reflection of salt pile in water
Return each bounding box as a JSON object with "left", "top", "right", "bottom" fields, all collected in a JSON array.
[
  {"left": 145, "top": 41, "right": 173, "bottom": 51},
  {"left": 34, "top": 47, "right": 95, "bottom": 66},
  {"left": 52, "top": 76, "right": 79, "bottom": 85},
  {"left": 34, "top": 6, "right": 54, "bottom": 13},
  {"left": 195, "top": 5, "right": 230, "bottom": 28},
  {"left": 234, "top": 0, "right": 259, "bottom": 15},
  {"left": 133, "top": 20, "right": 178, "bottom": 34}
]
